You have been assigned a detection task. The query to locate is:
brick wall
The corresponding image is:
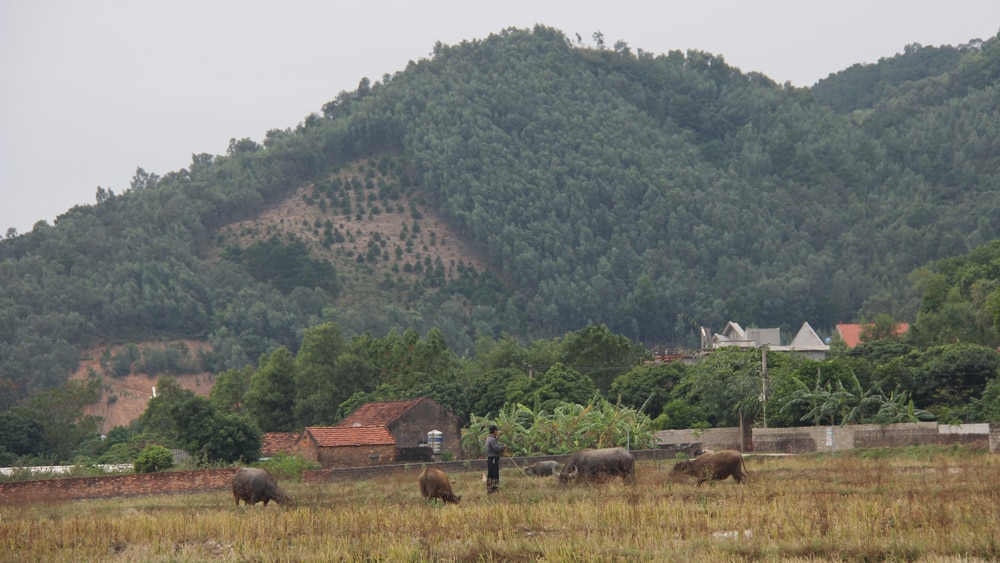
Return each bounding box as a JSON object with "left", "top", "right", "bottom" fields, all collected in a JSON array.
[
  {"left": 0, "top": 468, "right": 235, "bottom": 505},
  {"left": 316, "top": 444, "right": 397, "bottom": 469}
]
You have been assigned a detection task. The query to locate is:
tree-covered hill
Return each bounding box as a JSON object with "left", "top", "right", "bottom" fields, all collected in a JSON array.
[
  {"left": 2, "top": 25, "right": 999, "bottom": 406},
  {"left": 811, "top": 41, "right": 973, "bottom": 113}
]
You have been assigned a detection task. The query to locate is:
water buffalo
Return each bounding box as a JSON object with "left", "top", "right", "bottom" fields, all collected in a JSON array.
[
  {"left": 231, "top": 467, "right": 294, "bottom": 506},
  {"left": 418, "top": 467, "right": 461, "bottom": 504},
  {"left": 557, "top": 447, "right": 635, "bottom": 484},
  {"left": 671, "top": 449, "right": 749, "bottom": 484},
  {"left": 524, "top": 460, "right": 560, "bottom": 476}
]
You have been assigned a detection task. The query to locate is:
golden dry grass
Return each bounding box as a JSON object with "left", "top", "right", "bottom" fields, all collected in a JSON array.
[{"left": 2, "top": 448, "right": 998, "bottom": 561}]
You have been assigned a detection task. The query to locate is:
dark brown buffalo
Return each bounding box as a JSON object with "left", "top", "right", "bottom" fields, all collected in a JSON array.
[
  {"left": 670, "top": 449, "right": 749, "bottom": 484},
  {"left": 232, "top": 467, "right": 294, "bottom": 506},
  {"left": 524, "top": 460, "right": 560, "bottom": 476},
  {"left": 557, "top": 447, "right": 635, "bottom": 484},
  {"left": 418, "top": 467, "right": 461, "bottom": 504}
]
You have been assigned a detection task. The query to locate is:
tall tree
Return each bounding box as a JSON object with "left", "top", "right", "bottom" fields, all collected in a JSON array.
[
  {"left": 0, "top": 410, "right": 47, "bottom": 460},
  {"left": 132, "top": 377, "right": 196, "bottom": 443},
  {"left": 170, "top": 395, "right": 260, "bottom": 463},
  {"left": 209, "top": 366, "right": 253, "bottom": 413},
  {"left": 17, "top": 379, "right": 101, "bottom": 462},
  {"left": 559, "top": 324, "right": 646, "bottom": 394},
  {"left": 294, "top": 322, "right": 375, "bottom": 426},
  {"left": 610, "top": 362, "right": 687, "bottom": 419},
  {"left": 245, "top": 347, "right": 298, "bottom": 431}
]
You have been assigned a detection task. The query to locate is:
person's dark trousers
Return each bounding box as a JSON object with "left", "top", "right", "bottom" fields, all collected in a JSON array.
[{"left": 486, "top": 456, "right": 500, "bottom": 493}]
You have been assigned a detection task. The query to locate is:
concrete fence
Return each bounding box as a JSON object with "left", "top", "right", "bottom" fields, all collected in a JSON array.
[
  {"left": 0, "top": 464, "right": 132, "bottom": 477},
  {"left": 656, "top": 422, "right": 999, "bottom": 454}
]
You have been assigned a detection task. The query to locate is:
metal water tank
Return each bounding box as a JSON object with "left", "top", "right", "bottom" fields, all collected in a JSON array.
[{"left": 427, "top": 430, "right": 443, "bottom": 454}]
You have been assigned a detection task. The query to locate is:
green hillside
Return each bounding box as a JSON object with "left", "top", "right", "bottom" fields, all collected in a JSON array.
[{"left": 2, "top": 25, "right": 999, "bottom": 406}]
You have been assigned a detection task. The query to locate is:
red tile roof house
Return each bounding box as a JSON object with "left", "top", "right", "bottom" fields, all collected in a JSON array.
[
  {"left": 296, "top": 397, "right": 464, "bottom": 469},
  {"left": 295, "top": 426, "right": 397, "bottom": 469},
  {"left": 336, "top": 397, "right": 463, "bottom": 460},
  {"left": 261, "top": 432, "right": 301, "bottom": 459},
  {"left": 835, "top": 323, "right": 910, "bottom": 348}
]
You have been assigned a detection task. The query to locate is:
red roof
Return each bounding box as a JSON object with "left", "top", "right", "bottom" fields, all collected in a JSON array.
[
  {"left": 836, "top": 323, "right": 910, "bottom": 348},
  {"left": 261, "top": 432, "right": 301, "bottom": 456},
  {"left": 304, "top": 426, "right": 395, "bottom": 447},
  {"left": 335, "top": 397, "right": 428, "bottom": 427}
]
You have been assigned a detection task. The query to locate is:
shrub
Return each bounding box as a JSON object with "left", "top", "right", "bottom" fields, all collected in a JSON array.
[
  {"left": 259, "top": 453, "right": 320, "bottom": 481},
  {"left": 134, "top": 445, "right": 175, "bottom": 473},
  {"left": 0, "top": 450, "right": 17, "bottom": 467},
  {"left": 96, "top": 443, "right": 139, "bottom": 464}
]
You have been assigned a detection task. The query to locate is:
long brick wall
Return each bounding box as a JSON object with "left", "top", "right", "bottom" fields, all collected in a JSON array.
[{"left": 0, "top": 468, "right": 235, "bottom": 505}]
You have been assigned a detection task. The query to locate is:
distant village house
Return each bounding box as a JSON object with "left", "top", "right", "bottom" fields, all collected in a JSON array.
[
  {"left": 700, "top": 321, "right": 830, "bottom": 360},
  {"left": 288, "top": 397, "right": 462, "bottom": 469}
]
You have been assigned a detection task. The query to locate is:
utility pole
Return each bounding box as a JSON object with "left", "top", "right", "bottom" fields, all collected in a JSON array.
[{"left": 760, "top": 347, "right": 769, "bottom": 428}]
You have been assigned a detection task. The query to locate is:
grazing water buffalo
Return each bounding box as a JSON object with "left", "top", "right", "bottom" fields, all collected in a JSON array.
[
  {"left": 557, "top": 447, "right": 635, "bottom": 484},
  {"left": 671, "top": 449, "right": 749, "bottom": 484},
  {"left": 231, "top": 467, "right": 294, "bottom": 506},
  {"left": 524, "top": 460, "right": 560, "bottom": 476},
  {"left": 418, "top": 467, "right": 461, "bottom": 504}
]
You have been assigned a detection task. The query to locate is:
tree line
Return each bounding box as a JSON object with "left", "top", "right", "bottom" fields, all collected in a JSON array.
[{"left": 4, "top": 282, "right": 998, "bottom": 467}]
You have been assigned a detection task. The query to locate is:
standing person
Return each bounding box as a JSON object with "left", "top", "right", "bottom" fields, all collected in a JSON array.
[{"left": 485, "top": 425, "right": 505, "bottom": 494}]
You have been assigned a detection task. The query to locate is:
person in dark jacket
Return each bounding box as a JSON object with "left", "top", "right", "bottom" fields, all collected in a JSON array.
[{"left": 485, "top": 425, "right": 505, "bottom": 493}]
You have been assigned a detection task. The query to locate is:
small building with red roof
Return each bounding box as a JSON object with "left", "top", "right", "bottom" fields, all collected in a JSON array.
[
  {"left": 335, "top": 397, "right": 462, "bottom": 458},
  {"left": 835, "top": 322, "right": 910, "bottom": 348},
  {"left": 296, "top": 425, "right": 397, "bottom": 468},
  {"left": 296, "top": 397, "right": 463, "bottom": 468}
]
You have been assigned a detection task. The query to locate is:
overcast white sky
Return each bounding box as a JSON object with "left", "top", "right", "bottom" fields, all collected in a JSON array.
[{"left": 1, "top": 1, "right": 998, "bottom": 235}]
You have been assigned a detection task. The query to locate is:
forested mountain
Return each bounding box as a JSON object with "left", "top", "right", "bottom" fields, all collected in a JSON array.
[
  {"left": 811, "top": 41, "right": 971, "bottom": 113},
  {"left": 2, "top": 25, "right": 999, "bottom": 408}
]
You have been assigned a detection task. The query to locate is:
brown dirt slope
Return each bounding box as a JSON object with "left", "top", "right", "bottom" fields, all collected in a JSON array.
[{"left": 70, "top": 341, "right": 215, "bottom": 433}]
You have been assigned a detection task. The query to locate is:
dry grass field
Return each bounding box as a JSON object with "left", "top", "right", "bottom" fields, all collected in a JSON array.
[{"left": 1, "top": 447, "right": 998, "bottom": 561}]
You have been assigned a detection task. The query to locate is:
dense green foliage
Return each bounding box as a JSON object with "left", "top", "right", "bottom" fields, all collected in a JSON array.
[
  {"left": 132, "top": 377, "right": 261, "bottom": 464},
  {"left": 223, "top": 236, "right": 339, "bottom": 294},
  {"left": 811, "top": 42, "right": 970, "bottom": 112},
  {"left": 1, "top": 26, "right": 999, "bottom": 451},
  {"left": 392, "top": 28, "right": 1000, "bottom": 344},
  {"left": 462, "top": 398, "right": 656, "bottom": 457},
  {"left": 907, "top": 240, "right": 1000, "bottom": 348}
]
